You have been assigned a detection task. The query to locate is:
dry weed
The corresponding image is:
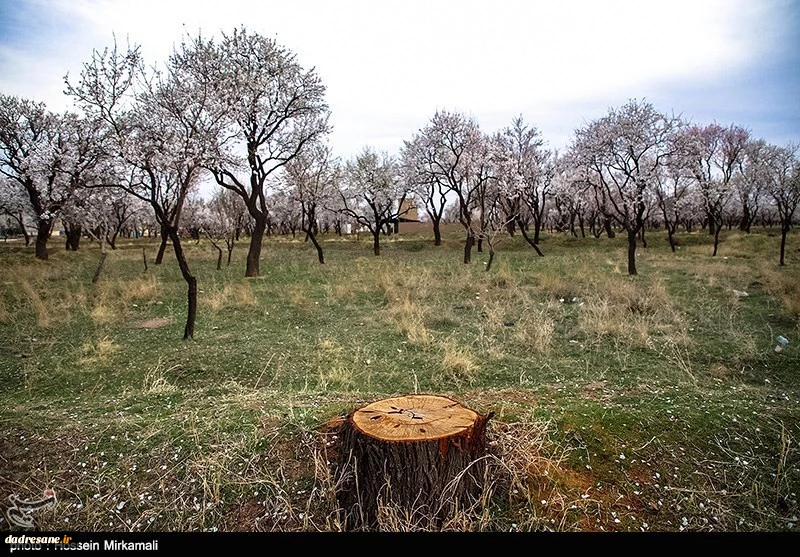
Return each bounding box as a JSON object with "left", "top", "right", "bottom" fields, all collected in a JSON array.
[{"left": 76, "top": 336, "right": 119, "bottom": 367}]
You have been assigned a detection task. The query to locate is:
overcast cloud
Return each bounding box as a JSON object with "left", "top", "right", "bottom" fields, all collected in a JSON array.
[{"left": 1, "top": 0, "right": 798, "bottom": 160}]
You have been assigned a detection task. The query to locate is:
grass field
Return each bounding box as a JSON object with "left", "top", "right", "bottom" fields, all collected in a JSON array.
[{"left": 0, "top": 226, "right": 798, "bottom": 532}]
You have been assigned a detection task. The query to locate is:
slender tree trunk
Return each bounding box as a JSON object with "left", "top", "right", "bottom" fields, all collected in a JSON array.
[
  {"left": 226, "top": 238, "right": 234, "bottom": 266},
  {"left": 89, "top": 227, "right": 108, "bottom": 284},
  {"left": 214, "top": 245, "right": 223, "bottom": 270},
  {"left": 712, "top": 223, "right": 722, "bottom": 256},
  {"left": 203, "top": 232, "right": 224, "bottom": 270},
  {"left": 739, "top": 206, "right": 751, "bottom": 232},
  {"left": 155, "top": 225, "right": 169, "bottom": 264},
  {"left": 780, "top": 223, "right": 788, "bottom": 266},
  {"left": 92, "top": 253, "right": 107, "bottom": 284},
  {"left": 245, "top": 216, "right": 267, "bottom": 277},
  {"left": 142, "top": 247, "right": 148, "bottom": 272},
  {"left": 485, "top": 245, "right": 495, "bottom": 271},
  {"left": 639, "top": 226, "right": 647, "bottom": 249},
  {"left": 463, "top": 230, "right": 474, "bottom": 264},
  {"left": 604, "top": 217, "right": 616, "bottom": 239},
  {"left": 168, "top": 228, "right": 197, "bottom": 340},
  {"left": 65, "top": 223, "right": 81, "bottom": 251},
  {"left": 34, "top": 219, "right": 53, "bottom": 260},
  {"left": 432, "top": 219, "right": 442, "bottom": 246},
  {"left": 19, "top": 213, "right": 30, "bottom": 246},
  {"left": 627, "top": 229, "right": 638, "bottom": 276},
  {"left": 372, "top": 228, "right": 380, "bottom": 256},
  {"left": 517, "top": 218, "right": 544, "bottom": 256},
  {"left": 505, "top": 220, "right": 516, "bottom": 237},
  {"left": 667, "top": 226, "right": 677, "bottom": 253},
  {"left": 305, "top": 227, "right": 325, "bottom": 264}
]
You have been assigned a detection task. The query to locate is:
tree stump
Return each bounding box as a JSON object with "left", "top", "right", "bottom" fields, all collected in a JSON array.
[{"left": 334, "top": 394, "right": 492, "bottom": 530}]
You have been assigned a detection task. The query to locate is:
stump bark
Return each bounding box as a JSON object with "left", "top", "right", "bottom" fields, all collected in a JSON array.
[{"left": 334, "top": 394, "right": 492, "bottom": 530}]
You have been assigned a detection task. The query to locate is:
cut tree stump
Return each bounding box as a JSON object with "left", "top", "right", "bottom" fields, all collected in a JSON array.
[{"left": 334, "top": 394, "right": 493, "bottom": 530}]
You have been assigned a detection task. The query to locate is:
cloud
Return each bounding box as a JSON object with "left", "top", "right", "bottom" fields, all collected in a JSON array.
[{"left": 1, "top": 0, "right": 796, "bottom": 156}]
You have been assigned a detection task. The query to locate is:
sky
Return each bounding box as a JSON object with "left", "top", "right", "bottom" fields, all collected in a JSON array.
[{"left": 1, "top": 0, "right": 799, "bottom": 163}]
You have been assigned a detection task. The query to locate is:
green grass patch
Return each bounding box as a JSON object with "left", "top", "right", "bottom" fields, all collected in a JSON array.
[{"left": 0, "top": 228, "right": 798, "bottom": 532}]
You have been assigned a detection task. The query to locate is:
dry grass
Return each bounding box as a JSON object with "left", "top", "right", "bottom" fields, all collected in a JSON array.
[
  {"left": 142, "top": 361, "right": 179, "bottom": 394},
  {"left": 6, "top": 265, "right": 91, "bottom": 327},
  {"left": 0, "top": 292, "right": 8, "bottom": 321},
  {"left": 578, "top": 276, "right": 687, "bottom": 348},
  {"left": 383, "top": 296, "right": 433, "bottom": 346},
  {"left": 76, "top": 336, "right": 119, "bottom": 367},
  {"left": 313, "top": 338, "right": 360, "bottom": 391},
  {"left": 202, "top": 282, "right": 256, "bottom": 312},
  {"left": 323, "top": 280, "right": 356, "bottom": 305},
  {"left": 125, "top": 275, "right": 159, "bottom": 301},
  {"left": 284, "top": 284, "right": 315, "bottom": 313},
  {"left": 18, "top": 279, "right": 51, "bottom": 328},
  {"left": 513, "top": 308, "right": 557, "bottom": 354},
  {"left": 760, "top": 267, "right": 800, "bottom": 317},
  {"left": 534, "top": 269, "right": 580, "bottom": 299},
  {"left": 90, "top": 302, "right": 118, "bottom": 326},
  {"left": 89, "top": 276, "right": 159, "bottom": 325},
  {"left": 438, "top": 340, "right": 479, "bottom": 387}
]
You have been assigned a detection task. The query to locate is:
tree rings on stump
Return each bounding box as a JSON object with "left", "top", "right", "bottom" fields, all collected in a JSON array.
[{"left": 334, "top": 394, "right": 492, "bottom": 530}]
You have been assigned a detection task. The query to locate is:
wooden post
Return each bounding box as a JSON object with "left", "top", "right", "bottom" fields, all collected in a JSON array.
[{"left": 334, "top": 394, "right": 492, "bottom": 530}]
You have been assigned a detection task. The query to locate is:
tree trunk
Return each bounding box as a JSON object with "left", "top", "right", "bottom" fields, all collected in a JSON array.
[
  {"left": 517, "top": 219, "right": 544, "bottom": 257},
  {"left": 92, "top": 252, "right": 108, "bottom": 284},
  {"left": 167, "top": 228, "right": 197, "bottom": 340},
  {"left": 372, "top": 228, "right": 380, "bottom": 256},
  {"left": 246, "top": 216, "right": 266, "bottom": 277},
  {"left": 305, "top": 228, "right": 325, "bottom": 264},
  {"left": 485, "top": 246, "right": 495, "bottom": 272},
  {"left": 155, "top": 225, "right": 169, "bottom": 265},
  {"left": 34, "top": 219, "right": 53, "bottom": 260},
  {"left": 22, "top": 222, "right": 30, "bottom": 246},
  {"left": 226, "top": 240, "right": 234, "bottom": 267},
  {"left": 603, "top": 217, "right": 616, "bottom": 239},
  {"left": 712, "top": 223, "right": 722, "bottom": 256},
  {"left": 476, "top": 237, "right": 483, "bottom": 253},
  {"left": 780, "top": 224, "right": 788, "bottom": 266},
  {"left": 667, "top": 227, "right": 676, "bottom": 253},
  {"left": 505, "top": 220, "right": 516, "bottom": 237},
  {"left": 214, "top": 245, "right": 223, "bottom": 270},
  {"left": 739, "top": 206, "right": 751, "bottom": 232},
  {"left": 333, "top": 394, "right": 492, "bottom": 531},
  {"left": 432, "top": 219, "right": 442, "bottom": 246},
  {"left": 463, "top": 231, "right": 474, "bottom": 264},
  {"left": 65, "top": 223, "right": 81, "bottom": 251},
  {"left": 627, "top": 229, "right": 638, "bottom": 276}
]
